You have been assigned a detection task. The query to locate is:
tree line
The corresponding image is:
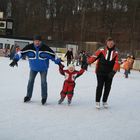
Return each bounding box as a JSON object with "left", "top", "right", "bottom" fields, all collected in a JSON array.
[{"left": 0, "top": 0, "right": 140, "bottom": 54}]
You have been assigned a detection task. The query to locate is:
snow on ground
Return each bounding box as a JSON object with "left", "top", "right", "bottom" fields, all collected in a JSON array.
[{"left": 0, "top": 57, "right": 140, "bottom": 140}]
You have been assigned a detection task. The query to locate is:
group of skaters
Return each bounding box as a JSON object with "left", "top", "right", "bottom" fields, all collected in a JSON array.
[
  {"left": 65, "top": 48, "right": 89, "bottom": 70},
  {"left": 10, "top": 35, "right": 135, "bottom": 109},
  {"left": 9, "top": 45, "right": 20, "bottom": 60},
  {"left": 3, "top": 44, "right": 20, "bottom": 59}
]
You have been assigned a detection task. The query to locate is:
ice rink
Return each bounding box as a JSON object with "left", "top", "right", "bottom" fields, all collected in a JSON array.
[{"left": 0, "top": 57, "right": 140, "bottom": 140}]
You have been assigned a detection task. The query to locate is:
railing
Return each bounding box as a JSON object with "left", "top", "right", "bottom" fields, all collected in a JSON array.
[{"left": 133, "top": 59, "right": 140, "bottom": 71}]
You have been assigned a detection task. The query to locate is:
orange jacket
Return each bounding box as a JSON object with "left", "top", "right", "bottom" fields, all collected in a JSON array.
[{"left": 123, "top": 59, "right": 131, "bottom": 70}]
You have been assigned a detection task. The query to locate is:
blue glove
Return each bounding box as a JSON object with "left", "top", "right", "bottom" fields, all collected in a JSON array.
[{"left": 55, "top": 58, "right": 61, "bottom": 64}]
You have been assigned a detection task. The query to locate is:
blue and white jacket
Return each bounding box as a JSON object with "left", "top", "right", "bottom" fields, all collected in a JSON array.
[{"left": 14, "top": 43, "right": 60, "bottom": 71}]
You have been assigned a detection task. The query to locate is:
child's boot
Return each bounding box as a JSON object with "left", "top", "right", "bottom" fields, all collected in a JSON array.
[
  {"left": 58, "top": 98, "right": 64, "bottom": 104},
  {"left": 68, "top": 99, "right": 71, "bottom": 105}
]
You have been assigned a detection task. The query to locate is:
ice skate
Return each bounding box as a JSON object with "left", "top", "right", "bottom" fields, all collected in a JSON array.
[
  {"left": 68, "top": 99, "right": 71, "bottom": 105},
  {"left": 96, "top": 102, "right": 100, "bottom": 109},
  {"left": 103, "top": 102, "right": 108, "bottom": 108},
  {"left": 41, "top": 98, "right": 47, "bottom": 105},
  {"left": 24, "top": 96, "right": 31, "bottom": 102},
  {"left": 58, "top": 98, "right": 64, "bottom": 104}
]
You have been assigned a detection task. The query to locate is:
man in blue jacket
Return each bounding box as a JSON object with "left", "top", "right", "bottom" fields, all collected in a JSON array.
[{"left": 10, "top": 35, "right": 61, "bottom": 105}]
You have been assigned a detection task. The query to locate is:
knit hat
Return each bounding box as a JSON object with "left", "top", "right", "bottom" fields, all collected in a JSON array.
[
  {"left": 33, "top": 35, "right": 42, "bottom": 41},
  {"left": 68, "top": 64, "right": 75, "bottom": 68}
]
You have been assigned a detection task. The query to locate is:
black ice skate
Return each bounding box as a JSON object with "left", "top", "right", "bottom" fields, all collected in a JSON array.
[
  {"left": 58, "top": 98, "right": 64, "bottom": 104},
  {"left": 41, "top": 98, "right": 47, "bottom": 105},
  {"left": 68, "top": 99, "right": 71, "bottom": 105},
  {"left": 24, "top": 96, "right": 31, "bottom": 102}
]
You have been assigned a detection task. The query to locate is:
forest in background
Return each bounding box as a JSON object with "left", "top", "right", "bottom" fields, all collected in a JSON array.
[{"left": 0, "top": 0, "right": 140, "bottom": 55}]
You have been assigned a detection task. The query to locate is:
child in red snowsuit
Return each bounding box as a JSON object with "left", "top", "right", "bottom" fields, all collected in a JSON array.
[{"left": 58, "top": 64, "right": 86, "bottom": 105}]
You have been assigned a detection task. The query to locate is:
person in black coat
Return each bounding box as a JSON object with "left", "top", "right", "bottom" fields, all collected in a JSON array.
[
  {"left": 65, "top": 48, "right": 73, "bottom": 66},
  {"left": 81, "top": 51, "right": 88, "bottom": 70}
]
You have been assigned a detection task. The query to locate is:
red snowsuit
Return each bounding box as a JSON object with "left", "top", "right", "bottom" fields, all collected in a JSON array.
[{"left": 59, "top": 66, "right": 85, "bottom": 101}]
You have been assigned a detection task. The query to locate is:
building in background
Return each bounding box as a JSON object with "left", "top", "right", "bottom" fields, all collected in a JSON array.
[{"left": 0, "top": 12, "right": 13, "bottom": 36}]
